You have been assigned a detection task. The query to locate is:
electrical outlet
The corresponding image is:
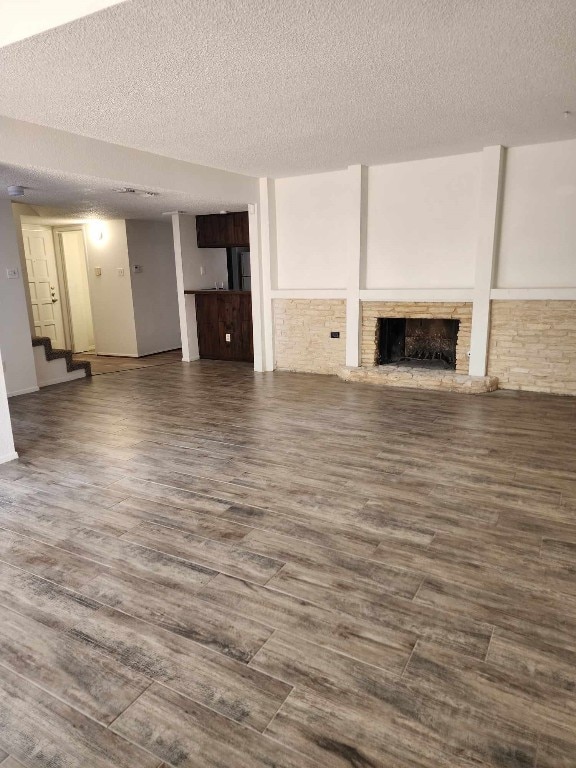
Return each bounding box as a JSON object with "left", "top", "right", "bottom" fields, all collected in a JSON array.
[
  {"left": 330, "top": 331, "right": 340, "bottom": 339},
  {"left": 95, "top": 267, "right": 102, "bottom": 277},
  {"left": 132, "top": 264, "right": 143, "bottom": 274},
  {"left": 225, "top": 333, "right": 231, "bottom": 343},
  {"left": 6, "top": 268, "right": 19, "bottom": 279},
  {"left": 117, "top": 267, "right": 125, "bottom": 277}
]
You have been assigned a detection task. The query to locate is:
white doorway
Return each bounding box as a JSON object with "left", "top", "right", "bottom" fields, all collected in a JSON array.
[
  {"left": 55, "top": 228, "right": 95, "bottom": 354},
  {"left": 22, "top": 225, "right": 67, "bottom": 346}
]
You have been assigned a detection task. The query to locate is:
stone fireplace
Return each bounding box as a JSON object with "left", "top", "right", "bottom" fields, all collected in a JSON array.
[
  {"left": 339, "top": 301, "right": 498, "bottom": 393},
  {"left": 378, "top": 317, "right": 460, "bottom": 369}
]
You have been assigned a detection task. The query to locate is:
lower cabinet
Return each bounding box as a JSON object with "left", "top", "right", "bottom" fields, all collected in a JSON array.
[{"left": 194, "top": 292, "right": 253, "bottom": 362}]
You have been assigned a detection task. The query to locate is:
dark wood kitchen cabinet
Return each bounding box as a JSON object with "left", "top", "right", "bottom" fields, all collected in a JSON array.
[
  {"left": 196, "top": 212, "right": 250, "bottom": 248},
  {"left": 192, "top": 291, "right": 253, "bottom": 362}
]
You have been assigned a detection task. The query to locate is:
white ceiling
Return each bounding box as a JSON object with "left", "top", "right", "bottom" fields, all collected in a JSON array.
[
  {"left": 0, "top": 0, "right": 575, "bottom": 178},
  {"left": 0, "top": 0, "right": 127, "bottom": 47},
  {"left": 0, "top": 163, "right": 246, "bottom": 219}
]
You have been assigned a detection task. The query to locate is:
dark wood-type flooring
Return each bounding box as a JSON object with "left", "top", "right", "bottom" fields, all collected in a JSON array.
[
  {"left": 0, "top": 361, "right": 575, "bottom": 767},
  {"left": 73, "top": 349, "right": 182, "bottom": 375}
]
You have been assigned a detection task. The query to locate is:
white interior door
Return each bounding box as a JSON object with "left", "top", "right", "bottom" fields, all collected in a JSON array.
[
  {"left": 23, "top": 226, "right": 66, "bottom": 347},
  {"left": 58, "top": 230, "right": 95, "bottom": 353}
]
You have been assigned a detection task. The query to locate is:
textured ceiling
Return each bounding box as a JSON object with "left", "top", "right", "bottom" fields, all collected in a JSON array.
[
  {"left": 0, "top": 0, "right": 575, "bottom": 177},
  {"left": 0, "top": 0, "right": 126, "bottom": 47},
  {"left": 0, "top": 163, "right": 246, "bottom": 219}
]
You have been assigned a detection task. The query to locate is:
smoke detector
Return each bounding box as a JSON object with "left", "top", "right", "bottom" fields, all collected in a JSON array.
[{"left": 7, "top": 185, "right": 25, "bottom": 197}]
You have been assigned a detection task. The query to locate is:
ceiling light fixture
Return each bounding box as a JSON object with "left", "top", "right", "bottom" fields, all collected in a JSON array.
[{"left": 7, "top": 185, "right": 25, "bottom": 197}]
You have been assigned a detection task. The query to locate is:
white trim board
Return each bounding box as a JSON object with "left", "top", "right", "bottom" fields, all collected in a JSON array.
[
  {"left": 0, "top": 451, "right": 18, "bottom": 465},
  {"left": 7, "top": 386, "right": 40, "bottom": 398},
  {"left": 271, "top": 290, "right": 347, "bottom": 299},
  {"left": 359, "top": 289, "right": 474, "bottom": 302},
  {"left": 490, "top": 288, "right": 576, "bottom": 300}
]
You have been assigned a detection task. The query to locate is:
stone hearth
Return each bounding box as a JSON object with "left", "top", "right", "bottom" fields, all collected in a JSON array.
[{"left": 339, "top": 365, "right": 498, "bottom": 394}]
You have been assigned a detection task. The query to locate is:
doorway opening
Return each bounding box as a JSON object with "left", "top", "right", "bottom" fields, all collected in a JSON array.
[
  {"left": 22, "top": 223, "right": 95, "bottom": 355},
  {"left": 55, "top": 228, "right": 95, "bottom": 354}
]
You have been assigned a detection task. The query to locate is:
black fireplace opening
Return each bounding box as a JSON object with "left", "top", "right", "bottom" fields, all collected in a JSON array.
[{"left": 378, "top": 318, "right": 459, "bottom": 369}]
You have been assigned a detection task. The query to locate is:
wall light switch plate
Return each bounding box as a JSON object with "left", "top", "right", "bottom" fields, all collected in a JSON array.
[
  {"left": 330, "top": 331, "right": 340, "bottom": 339},
  {"left": 95, "top": 267, "right": 102, "bottom": 277},
  {"left": 200, "top": 266, "right": 206, "bottom": 276},
  {"left": 117, "top": 267, "right": 125, "bottom": 277},
  {"left": 6, "top": 268, "right": 19, "bottom": 279}
]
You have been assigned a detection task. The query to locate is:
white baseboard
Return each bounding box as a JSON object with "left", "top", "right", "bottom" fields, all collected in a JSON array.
[
  {"left": 93, "top": 352, "right": 139, "bottom": 358},
  {"left": 7, "top": 386, "right": 39, "bottom": 398},
  {"left": 0, "top": 451, "right": 18, "bottom": 465},
  {"left": 38, "top": 371, "right": 86, "bottom": 387}
]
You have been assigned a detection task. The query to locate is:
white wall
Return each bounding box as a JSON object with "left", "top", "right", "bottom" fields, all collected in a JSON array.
[
  {"left": 0, "top": 198, "right": 38, "bottom": 396},
  {"left": 0, "top": 347, "right": 18, "bottom": 463},
  {"left": 496, "top": 139, "right": 576, "bottom": 288},
  {"left": 83, "top": 219, "right": 138, "bottom": 356},
  {"left": 365, "top": 153, "right": 481, "bottom": 289},
  {"left": 274, "top": 170, "right": 351, "bottom": 290},
  {"left": 125, "top": 219, "right": 181, "bottom": 356}
]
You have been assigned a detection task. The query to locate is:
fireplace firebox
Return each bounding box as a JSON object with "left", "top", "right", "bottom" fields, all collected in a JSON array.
[{"left": 377, "top": 318, "right": 459, "bottom": 369}]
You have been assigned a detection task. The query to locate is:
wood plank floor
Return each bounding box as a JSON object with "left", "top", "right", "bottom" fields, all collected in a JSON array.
[
  {"left": 0, "top": 360, "right": 575, "bottom": 767},
  {"left": 73, "top": 349, "right": 182, "bottom": 375}
]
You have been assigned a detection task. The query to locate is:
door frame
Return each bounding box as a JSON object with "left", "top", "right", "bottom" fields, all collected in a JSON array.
[
  {"left": 21, "top": 223, "right": 68, "bottom": 347},
  {"left": 53, "top": 226, "right": 95, "bottom": 354}
]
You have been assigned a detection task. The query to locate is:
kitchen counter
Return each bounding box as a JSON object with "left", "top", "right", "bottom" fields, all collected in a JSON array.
[{"left": 184, "top": 289, "right": 250, "bottom": 295}]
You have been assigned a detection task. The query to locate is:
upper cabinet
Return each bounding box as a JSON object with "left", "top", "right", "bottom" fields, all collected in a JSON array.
[{"left": 196, "top": 212, "right": 249, "bottom": 248}]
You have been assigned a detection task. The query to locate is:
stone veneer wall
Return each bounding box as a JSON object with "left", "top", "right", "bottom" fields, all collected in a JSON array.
[
  {"left": 361, "top": 302, "right": 473, "bottom": 374},
  {"left": 487, "top": 301, "right": 576, "bottom": 395},
  {"left": 273, "top": 299, "right": 346, "bottom": 374}
]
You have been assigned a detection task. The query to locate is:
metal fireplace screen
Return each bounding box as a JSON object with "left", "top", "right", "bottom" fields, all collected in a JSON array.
[{"left": 378, "top": 318, "right": 459, "bottom": 369}]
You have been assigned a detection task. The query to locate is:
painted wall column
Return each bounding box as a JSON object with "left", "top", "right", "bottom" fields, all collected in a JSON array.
[
  {"left": 256, "top": 178, "right": 275, "bottom": 371},
  {"left": 345, "top": 165, "right": 367, "bottom": 367},
  {"left": 0, "top": 348, "right": 18, "bottom": 464},
  {"left": 171, "top": 213, "right": 198, "bottom": 362},
  {"left": 469, "top": 145, "right": 506, "bottom": 377}
]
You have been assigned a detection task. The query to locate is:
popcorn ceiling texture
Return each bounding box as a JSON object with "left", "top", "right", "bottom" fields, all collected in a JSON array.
[
  {"left": 487, "top": 301, "right": 576, "bottom": 395},
  {"left": 0, "top": 0, "right": 574, "bottom": 176},
  {"left": 361, "top": 302, "right": 472, "bottom": 374},
  {"left": 274, "top": 299, "right": 346, "bottom": 375}
]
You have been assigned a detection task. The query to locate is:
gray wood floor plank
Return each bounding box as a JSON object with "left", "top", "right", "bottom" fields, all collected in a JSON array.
[
  {"left": 0, "top": 528, "right": 102, "bottom": 590},
  {"left": 197, "top": 573, "right": 416, "bottom": 671},
  {"left": 266, "top": 562, "right": 493, "bottom": 659},
  {"left": 112, "top": 683, "right": 317, "bottom": 768},
  {"left": 0, "top": 561, "right": 100, "bottom": 631},
  {"left": 240, "top": 528, "right": 422, "bottom": 598},
  {"left": 120, "top": 521, "right": 285, "bottom": 584},
  {"left": 3, "top": 523, "right": 218, "bottom": 594},
  {"left": 402, "top": 641, "right": 576, "bottom": 743},
  {"left": 0, "top": 665, "right": 160, "bottom": 768},
  {"left": 0, "top": 602, "right": 149, "bottom": 724},
  {"left": 113, "top": 496, "right": 253, "bottom": 542},
  {"left": 265, "top": 685, "right": 537, "bottom": 768},
  {"left": 79, "top": 569, "right": 273, "bottom": 662},
  {"left": 68, "top": 605, "right": 291, "bottom": 731}
]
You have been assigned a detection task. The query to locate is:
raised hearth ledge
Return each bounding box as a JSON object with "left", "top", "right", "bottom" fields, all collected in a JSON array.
[{"left": 338, "top": 365, "right": 499, "bottom": 394}]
